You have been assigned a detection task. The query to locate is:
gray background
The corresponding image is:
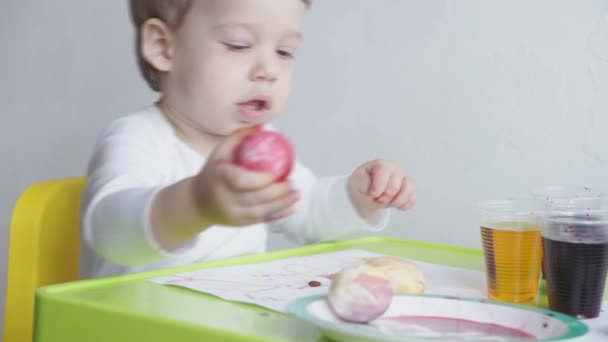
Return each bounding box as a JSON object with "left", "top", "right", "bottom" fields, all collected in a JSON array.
[{"left": 2, "top": 0, "right": 608, "bottom": 334}]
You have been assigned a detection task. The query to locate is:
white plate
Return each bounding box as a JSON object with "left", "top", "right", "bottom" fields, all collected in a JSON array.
[{"left": 288, "top": 294, "right": 588, "bottom": 341}]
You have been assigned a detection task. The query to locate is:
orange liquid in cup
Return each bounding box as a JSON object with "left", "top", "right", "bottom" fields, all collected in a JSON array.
[{"left": 481, "top": 224, "right": 543, "bottom": 304}]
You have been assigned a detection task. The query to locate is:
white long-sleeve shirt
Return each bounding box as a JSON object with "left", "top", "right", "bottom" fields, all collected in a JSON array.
[{"left": 81, "top": 106, "right": 389, "bottom": 279}]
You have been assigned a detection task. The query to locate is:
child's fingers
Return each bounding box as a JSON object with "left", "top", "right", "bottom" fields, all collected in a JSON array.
[
  {"left": 374, "top": 174, "right": 403, "bottom": 205},
  {"left": 398, "top": 193, "right": 416, "bottom": 210},
  {"left": 265, "top": 206, "right": 297, "bottom": 222},
  {"left": 390, "top": 176, "right": 415, "bottom": 209},
  {"left": 237, "top": 183, "right": 296, "bottom": 206},
  {"left": 219, "top": 163, "right": 274, "bottom": 191},
  {"left": 387, "top": 176, "right": 410, "bottom": 206},
  {"left": 367, "top": 162, "right": 392, "bottom": 198},
  {"left": 391, "top": 190, "right": 412, "bottom": 209},
  {"left": 240, "top": 190, "right": 300, "bottom": 222}
]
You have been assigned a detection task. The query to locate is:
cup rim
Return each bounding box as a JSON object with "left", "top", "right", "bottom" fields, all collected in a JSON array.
[
  {"left": 531, "top": 185, "right": 603, "bottom": 200},
  {"left": 543, "top": 209, "right": 608, "bottom": 226},
  {"left": 478, "top": 198, "right": 540, "bottom": 213}
]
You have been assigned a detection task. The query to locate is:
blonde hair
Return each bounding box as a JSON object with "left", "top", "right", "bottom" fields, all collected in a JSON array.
[{"left": 130, "top": 0, "right": 312, "bottom": 92}]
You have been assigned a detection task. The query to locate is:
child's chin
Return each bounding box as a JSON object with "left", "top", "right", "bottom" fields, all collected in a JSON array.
[{"left": 237, "top": 119, "right": 270, "bottom": 128}]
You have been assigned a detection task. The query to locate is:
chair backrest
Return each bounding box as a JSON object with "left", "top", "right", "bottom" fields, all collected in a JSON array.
[{"left": 3, "top": 177, "right": 85, "bottom": 342}]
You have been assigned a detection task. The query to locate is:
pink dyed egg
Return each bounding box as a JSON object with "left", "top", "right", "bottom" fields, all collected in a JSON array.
[
  {"left": 327, "top": 266, "right": 393, "bottom": 323},
  {"left": 233, "top": 130, "right": 294, "bottom": 182}
]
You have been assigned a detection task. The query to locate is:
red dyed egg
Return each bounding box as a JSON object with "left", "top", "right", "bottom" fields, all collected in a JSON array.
[{"left": 233, "top": 131, "right": 294, "bottom": 182}]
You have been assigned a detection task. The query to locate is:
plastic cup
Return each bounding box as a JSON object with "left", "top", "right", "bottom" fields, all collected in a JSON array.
[
  {"left": 541, "top": 210, "right": 608, "bottom": 319},
  {"left": 479, "top": 199, "right": 543, "bottom": 304},
  {"left": 532, "top": 186, "right": 603, "bottom": 280}
]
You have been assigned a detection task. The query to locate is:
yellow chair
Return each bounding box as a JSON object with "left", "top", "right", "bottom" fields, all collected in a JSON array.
[{"left": 3, "top": 177, "right": 85, "bottom": 342}]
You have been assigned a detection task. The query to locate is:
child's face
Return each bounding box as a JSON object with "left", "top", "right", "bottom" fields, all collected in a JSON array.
[{"left": 165, "top": 0, "right": 306, "bottom": 136}]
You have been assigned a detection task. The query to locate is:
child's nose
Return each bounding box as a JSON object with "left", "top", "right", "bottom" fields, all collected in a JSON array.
[{"left": 249, "top": 53, "right": 278, "bottom": 82}]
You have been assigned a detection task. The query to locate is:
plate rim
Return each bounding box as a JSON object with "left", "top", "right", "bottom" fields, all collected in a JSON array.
[{"left": 287, "top": 294, "right": 589, "bottom": 342}]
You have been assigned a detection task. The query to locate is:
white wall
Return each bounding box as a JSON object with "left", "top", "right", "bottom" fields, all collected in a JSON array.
[{"left": 2, "top": 0, "right": 608, "bottom": 334}]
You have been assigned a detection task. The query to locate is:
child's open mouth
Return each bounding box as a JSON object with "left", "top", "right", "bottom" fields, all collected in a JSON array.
[{"left": 237, "top": 97, "right": 271, "bottom": 121}]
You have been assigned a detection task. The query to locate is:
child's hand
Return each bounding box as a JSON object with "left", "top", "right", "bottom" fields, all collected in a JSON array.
[
  {"left": 347, "top": 160, "right": 416, "bottom": 219},
  {"left": 192, "top": 128, "right": 300, "bottom": 227}
]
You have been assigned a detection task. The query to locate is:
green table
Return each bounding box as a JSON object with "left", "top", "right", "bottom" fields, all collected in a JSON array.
[{"left": 32, "top": 236, "right": 525, "bottom": 341}]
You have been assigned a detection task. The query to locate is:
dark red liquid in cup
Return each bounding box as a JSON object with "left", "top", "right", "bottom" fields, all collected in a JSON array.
[{"left": 542, "top": 237, "right": 608, "bottom": 318}]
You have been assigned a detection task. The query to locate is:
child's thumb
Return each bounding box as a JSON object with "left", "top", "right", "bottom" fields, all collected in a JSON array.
[{"left": 208, "top": 125, "right": 261, "bottom": 163}]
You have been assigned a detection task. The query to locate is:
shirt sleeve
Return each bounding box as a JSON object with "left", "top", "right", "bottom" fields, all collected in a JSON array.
[
  {"left": 81, "top": 116, "right": 199, "bottom": 267},
  {"left": 267, "top": 161, "right": 390, "bottom": 244}
]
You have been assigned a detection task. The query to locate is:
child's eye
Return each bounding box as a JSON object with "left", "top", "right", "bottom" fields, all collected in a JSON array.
[
  {"left": 277, "top": 50, "right": 294, "bottom": 59},
  {"left": 224, "top": 43, "right": 250, "bottom": 51}
]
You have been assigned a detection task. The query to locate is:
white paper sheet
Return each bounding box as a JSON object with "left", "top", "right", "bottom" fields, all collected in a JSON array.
[{"left": 150, "top": 249, "right": 486, "bottom": 312}]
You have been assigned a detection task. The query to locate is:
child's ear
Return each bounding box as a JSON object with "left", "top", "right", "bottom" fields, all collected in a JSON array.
[{"left": 140, "top": 18, "right": 174, "bottom": 72}]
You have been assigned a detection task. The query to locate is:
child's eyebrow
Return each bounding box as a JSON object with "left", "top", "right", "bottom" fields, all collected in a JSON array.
[
  {"left": 283, "top": 31, "right": 303, "bottom": 40},
  {"left": 212, "top": 23, "right": 302, "bottom": 40},
  {"left": 212, "top": 23, "right": 252, "bottom": 32}
]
